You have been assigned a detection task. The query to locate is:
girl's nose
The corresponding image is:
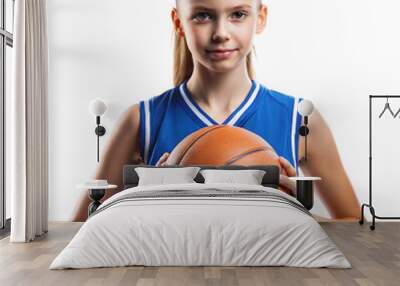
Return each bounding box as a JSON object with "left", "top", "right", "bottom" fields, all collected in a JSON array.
[{"left": 212, "top": 19, "right": 230, "bottom": 42}]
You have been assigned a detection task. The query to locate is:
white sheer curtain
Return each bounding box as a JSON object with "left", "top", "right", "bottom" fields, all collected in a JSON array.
[{"left": 10, "top": 0, "right": 49, "bottom": 242}]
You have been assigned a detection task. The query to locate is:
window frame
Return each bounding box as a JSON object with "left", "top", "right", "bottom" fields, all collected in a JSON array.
[{"left": 0, "top": 0, "right": 14, "bottom": 232}]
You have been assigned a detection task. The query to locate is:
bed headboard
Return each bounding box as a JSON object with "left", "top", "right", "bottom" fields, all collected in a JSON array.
[{"left": 123, "top": 165, "right": 280, "bottom": 189}]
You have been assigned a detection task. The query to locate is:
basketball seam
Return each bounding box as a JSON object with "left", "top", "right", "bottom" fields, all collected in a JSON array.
[
  {"left": 177, "top": 125, "right": 225, "bottom": 164},
  {"left": 225, "top": 146, "right": 274, "bottom": 166}
]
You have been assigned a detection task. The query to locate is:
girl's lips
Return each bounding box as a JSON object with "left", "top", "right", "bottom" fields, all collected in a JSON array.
[{"left": 206, "top": 49, "right": 238, "bottom": 60}]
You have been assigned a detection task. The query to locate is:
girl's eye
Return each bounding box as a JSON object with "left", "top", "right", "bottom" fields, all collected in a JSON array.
[
  {"left": 231, "top": 11, "right": 247, "bottom": 20},
  {"left": 193, "top": 12, "right": 212, "bottom": 22}
]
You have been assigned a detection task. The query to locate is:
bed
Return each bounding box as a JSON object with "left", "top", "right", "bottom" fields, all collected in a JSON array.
[{"left": 50, "top": 165, "right": 350, "bottom": 269}]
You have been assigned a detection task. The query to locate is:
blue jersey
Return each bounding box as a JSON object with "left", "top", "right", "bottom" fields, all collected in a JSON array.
[{"left": 139, "top": 80, "right": 303, "bottom": 173}]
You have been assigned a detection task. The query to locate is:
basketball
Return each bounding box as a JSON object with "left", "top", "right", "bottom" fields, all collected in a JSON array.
[
  {"left": 166, "top": 125, "right": 290, "bottom": 194},
  {"left": 166, "top": 125, "right": 282, "bottom": 166}
]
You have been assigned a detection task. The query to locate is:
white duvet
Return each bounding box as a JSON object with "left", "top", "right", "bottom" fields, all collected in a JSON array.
[{"left": 50, "top": 183, "right": 351, "bottom": 269}]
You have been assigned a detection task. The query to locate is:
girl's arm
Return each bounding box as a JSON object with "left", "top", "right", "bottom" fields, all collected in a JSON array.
[
  {"left": 71, "top": 104, "right": 143, "bottom": 222},
  {"left": 298, "top": 108, "right": 360, "bottom": 220}
]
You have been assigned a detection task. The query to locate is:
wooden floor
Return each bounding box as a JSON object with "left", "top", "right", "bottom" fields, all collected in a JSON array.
[{"left": 0, "top": 222, "right": 399, "bottom": 286}]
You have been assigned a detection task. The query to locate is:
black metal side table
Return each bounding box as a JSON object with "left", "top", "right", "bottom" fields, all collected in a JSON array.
[
  {"left": 289, "top": 177, "right": 322, "bottom": 210},
  {"left": 77, "top": 183, "right": 117, "bottom": 217}
]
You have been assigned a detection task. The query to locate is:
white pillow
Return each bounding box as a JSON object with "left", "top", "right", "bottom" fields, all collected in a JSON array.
[
  {"left": 200, "top": 169, "right": 266, "bottom": 185},
  {"left": 135, "top": 167, "right": 201, "bottom": 186}
]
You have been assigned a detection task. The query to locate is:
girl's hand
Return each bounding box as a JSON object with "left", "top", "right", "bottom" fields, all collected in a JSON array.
[
  {"left": 156, "top": 152, "right": 170, "bottom": 166},
  {"left": 278, "top": 156, "right": 297, "bottom": 196}
]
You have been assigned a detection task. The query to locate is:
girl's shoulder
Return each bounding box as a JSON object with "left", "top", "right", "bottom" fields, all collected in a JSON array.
[
  {"left": 258, "top": 82, "right": 302, "bottom": 112},
  {"left": 139, "top": 87, "right": 177, "bottom": 114}
]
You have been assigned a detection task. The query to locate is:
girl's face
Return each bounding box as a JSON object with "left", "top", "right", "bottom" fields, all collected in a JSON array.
[{"left": 172, "top": 0, "right": 267, "bottom": 73}]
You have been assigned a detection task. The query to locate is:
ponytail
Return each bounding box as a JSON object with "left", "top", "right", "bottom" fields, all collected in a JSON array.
[{"left": 172, "top": 31, "right": 194, "bottom": 87}]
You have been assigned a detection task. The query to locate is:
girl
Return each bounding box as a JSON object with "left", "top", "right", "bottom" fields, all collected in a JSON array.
[{"left": 72, "top": 0, "right": 360, "bottom": 222}]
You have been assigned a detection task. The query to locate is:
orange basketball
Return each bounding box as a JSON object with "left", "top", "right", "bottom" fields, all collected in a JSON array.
[
  {"left": 166, "top": 125, "right": 281, "bottom": 167},
  {"left": 166, "top": 125, "right": 291, "bottom": 194}
]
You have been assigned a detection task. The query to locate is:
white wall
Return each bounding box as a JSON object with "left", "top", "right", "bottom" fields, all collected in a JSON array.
[{"left": 48, "top": 0, "right": 400, "bottom": 221}]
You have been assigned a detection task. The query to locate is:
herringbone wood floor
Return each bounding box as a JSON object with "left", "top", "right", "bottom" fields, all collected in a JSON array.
[{"left": 0, "top": 222, "right": 399, "bottom": 286}]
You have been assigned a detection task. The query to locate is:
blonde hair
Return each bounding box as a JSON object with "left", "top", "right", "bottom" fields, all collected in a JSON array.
[{"left": 172, "top": 2, "right": 261, "bottom": 86}]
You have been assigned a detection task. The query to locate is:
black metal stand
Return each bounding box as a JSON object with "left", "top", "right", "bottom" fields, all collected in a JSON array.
[
  {"left": 88, "top": 189, "right": 105, "bottom": 217},
  {"left": 296, "top": 180, "right": 314, "bottom": 210},
  {"left": 94, "top": 115, "right": 106, "bottom": 163},
  {"left": 299, "top": 116, "right": 310, "bottom": 163},
  {"left": 359, "top": 95, "right": 400, "bottom": 230}
]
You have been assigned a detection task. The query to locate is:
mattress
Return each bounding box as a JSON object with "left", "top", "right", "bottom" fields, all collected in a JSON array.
[{"left": 50, "top": 183, "right": 350, "bottom": 269}]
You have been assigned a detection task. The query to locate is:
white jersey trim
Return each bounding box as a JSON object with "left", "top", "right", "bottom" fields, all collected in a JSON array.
[
  {"left": 226, "top": 82, "right": 260, "bottom": 126},
  {"left": 179, "top": 84, "right": 213, "bottom": 126},
  {"left": 144, "top": 100, "right": 151, "bottom": 164},
  {"left": 291, "top": 97, "right": 300, "bottom": 173}
]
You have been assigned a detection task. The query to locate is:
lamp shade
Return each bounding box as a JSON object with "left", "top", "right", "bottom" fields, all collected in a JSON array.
[
  {"left": 298, "top": 99, "right": 314, "bottom": 116},
  {"left": 89, "top": 98, "right": 107, "bottom": 116}
]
